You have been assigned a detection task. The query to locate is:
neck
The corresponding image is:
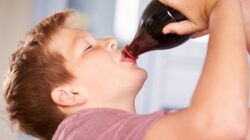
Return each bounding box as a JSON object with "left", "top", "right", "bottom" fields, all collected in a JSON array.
[
  {"left": 111, "top": 97, "right": 136, "bottom": 113},
  {"left": 64, "top": 96, "right": 137, "bottom": 116},
  {"left": 112, "top": 89, "right": 138, "bottom": 113},
  {"left": 90, "top": 95, "right": 137, "bottom": 113},
  {"left": 97, "top": 88, "right": 138, "bottom": 113}
]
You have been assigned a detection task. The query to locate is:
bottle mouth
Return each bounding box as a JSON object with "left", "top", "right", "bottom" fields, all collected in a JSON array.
[{"left": 123, "top": 47, "right": 137, "bottom": 61}]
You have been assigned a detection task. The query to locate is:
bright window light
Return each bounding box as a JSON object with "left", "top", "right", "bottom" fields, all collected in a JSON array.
[
  {"left": 114, "top": 0, "right": 140, "bottom": 43},
  {"left": 192, "top": 35, "right": 209, "bottom": 43}
]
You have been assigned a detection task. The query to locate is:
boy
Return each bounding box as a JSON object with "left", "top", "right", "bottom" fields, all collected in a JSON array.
[{"left": 3, "top": 0, "right": 250, "bottom": 139}]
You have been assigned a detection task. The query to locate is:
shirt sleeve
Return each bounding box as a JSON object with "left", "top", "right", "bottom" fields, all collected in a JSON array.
[
  {"left": 100, "top": 111, "right": 166, "bottom": 140},
  {"left": 53, "top": 109, "right": 167, "bottom": 140}
]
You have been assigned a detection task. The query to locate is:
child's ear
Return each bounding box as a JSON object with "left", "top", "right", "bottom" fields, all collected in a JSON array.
[{"left": 51, "top": 87, "right": 87, "bottom": 107}]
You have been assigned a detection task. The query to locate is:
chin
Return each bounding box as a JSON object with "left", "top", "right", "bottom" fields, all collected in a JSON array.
[
  {"left": 121, "top": 69, "right": 148, "bottom": 95},
  {"left": 134, "top": 70, "right": 147, "bottom": 94},
  {"left": 135, "top": 67, "right": 148, "bottom": 83}
]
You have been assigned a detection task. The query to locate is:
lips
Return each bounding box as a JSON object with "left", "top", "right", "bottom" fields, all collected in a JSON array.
[{"left": 120, "top": 53, "right": 137, "bottom": 63}]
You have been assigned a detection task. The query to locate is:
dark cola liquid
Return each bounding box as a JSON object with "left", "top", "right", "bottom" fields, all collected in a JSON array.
[{"left": 123, "top": 0, "right": 192, "bottom": 60}]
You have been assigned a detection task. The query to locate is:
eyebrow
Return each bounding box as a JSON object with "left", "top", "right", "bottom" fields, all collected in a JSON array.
[
  {"left": 73, "top": 36, "right": 86, "bottom": 46},
  {"left": 71, "top": 29, "right": 88, "bottom": 44},
  {"left": 73, "top": 35, "right": 92, "bottom": 53}
]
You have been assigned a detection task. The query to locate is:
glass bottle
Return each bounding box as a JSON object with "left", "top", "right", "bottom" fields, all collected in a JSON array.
[{"left": 122, "top": 0, "right": 192, "bottom": 61}]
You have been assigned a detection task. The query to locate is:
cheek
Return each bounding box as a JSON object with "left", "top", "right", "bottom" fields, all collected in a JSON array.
[
  {"left": 76, "top": 58, "right": 118, "bottom": 82},
  {"left": 75, "top": 50, "right": 148, "bottom": 86}
]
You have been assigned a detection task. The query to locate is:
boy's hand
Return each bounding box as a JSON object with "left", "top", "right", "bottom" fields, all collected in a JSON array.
[{"left": 159, "top": 0, "right": 218, "bottom": 36}]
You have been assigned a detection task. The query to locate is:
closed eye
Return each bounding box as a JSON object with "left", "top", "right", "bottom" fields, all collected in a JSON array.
[{"left": 85, "top": 45, "right": 93, "bottom": 52}]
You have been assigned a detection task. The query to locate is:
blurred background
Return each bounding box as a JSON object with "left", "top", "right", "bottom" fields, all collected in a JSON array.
[{"left": 0, "top": 0, "right": 212, "bottom": 139}]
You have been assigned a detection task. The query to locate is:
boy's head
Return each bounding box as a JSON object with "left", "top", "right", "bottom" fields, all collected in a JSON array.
[
  {"left": 3, "top": 10, "right": 75, "bottom": 140},
  {"left": 3, "top": 10, "right": 147, "bottom": 140}
]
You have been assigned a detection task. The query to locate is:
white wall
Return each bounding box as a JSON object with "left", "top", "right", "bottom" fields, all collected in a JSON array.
[
  {"left": 0, "top": 0, "right": 32, "bottom": 139},
  {"left": 135, "top": 37, "right": 209, "bottom": 113}
]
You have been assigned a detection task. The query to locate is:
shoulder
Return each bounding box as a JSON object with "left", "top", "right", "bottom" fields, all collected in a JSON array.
[{"left": 53, "top": 108, "right": 167, "bottom": 140}]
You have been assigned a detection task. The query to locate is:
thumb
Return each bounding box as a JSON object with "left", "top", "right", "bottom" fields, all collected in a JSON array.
[
  {"left": 191, "top": 29, "right": 209, "bottom": 38},
  {"left": 162, "top": 20, "right": 197, "bottom": 35}
]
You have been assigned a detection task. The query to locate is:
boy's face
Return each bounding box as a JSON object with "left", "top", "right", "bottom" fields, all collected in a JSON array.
[{"left": 48, "top": 28, "right": 147, "bottom": 101}]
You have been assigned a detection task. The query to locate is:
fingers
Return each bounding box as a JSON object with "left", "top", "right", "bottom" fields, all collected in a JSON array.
[
  {"left": 191, "top": 29, "right": 209, "bottom": 38},
  {"left": 160, "top": 0, "right": 209, "bottom": 35},
  {"left": 162, "top": 20, "right": 197, "bottom": 35},
  {"left": 160, "top": 0, "right": 192, "bottom": 35}
]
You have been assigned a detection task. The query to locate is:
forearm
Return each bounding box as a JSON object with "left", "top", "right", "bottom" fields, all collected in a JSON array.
[
  {"left": 190, "top": 0, "right": 248, "bottom": 137},
  {"left": 245, "top": 110, "right": 250, "bottom": 140}
]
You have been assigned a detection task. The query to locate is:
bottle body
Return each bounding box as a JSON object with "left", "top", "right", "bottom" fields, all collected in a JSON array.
[{"left": 123, "top": 0, "right": 192, "bottom": 60}]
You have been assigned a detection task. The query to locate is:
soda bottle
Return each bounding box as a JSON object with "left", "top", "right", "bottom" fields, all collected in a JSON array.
[{"left": 122, "top": 0, "right": 192, "bottom": 61}]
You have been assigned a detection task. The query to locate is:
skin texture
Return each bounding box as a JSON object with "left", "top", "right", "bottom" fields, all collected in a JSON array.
[
  {"left": 241, "top": 2, "right": 250, "bottom": 139},
  {"left": 48, "top": 28, "right": 147, "bottom": 114}
]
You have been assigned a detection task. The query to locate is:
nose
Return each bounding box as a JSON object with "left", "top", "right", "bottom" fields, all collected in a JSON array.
[{"left": 103, "top": 38, "right": 118, "bottom": 50}]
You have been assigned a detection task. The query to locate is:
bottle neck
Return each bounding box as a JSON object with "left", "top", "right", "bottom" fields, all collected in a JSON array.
[{"left": 123, "top": 46, "right": 138, "bottom": 61}]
